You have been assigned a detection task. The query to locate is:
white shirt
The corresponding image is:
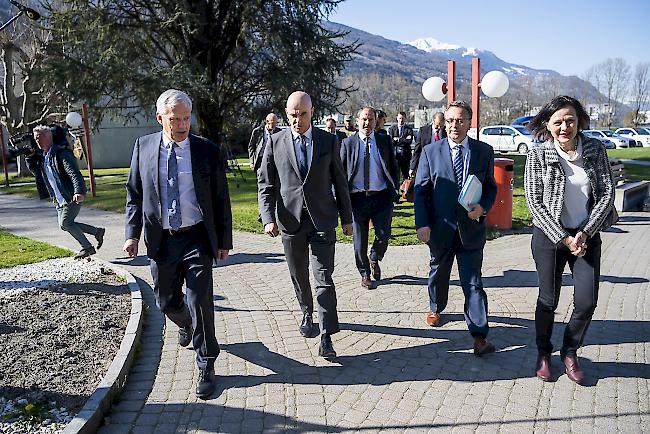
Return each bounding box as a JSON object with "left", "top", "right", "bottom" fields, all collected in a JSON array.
[
  {"left": 351, "top": 132, "right": 388, "bottom": 193},
  {"left": 159, "top": 134, "right": 203, "bottom": 229},
  {"left": 555, "top": 138, "right": 591, "bottom": 229},
  {"left": 448, "top": 136, "right": 470, "bottom": 186}
]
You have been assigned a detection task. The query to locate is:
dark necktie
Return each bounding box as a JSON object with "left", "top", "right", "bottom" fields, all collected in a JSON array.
[
  {"left": 453, "top": 144, "right": 464, "bottom": 190},
  {"left": 167, "top": 142, "right": 182, "bottom": 229},
  {"left": 363, "top": 137, "right": 370, "bottom": 191},
  {"left": 299, "top": 135, "right": 308, "bottom": 179}
]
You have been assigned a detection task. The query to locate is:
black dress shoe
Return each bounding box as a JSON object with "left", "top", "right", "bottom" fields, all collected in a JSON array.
[
  {"left": 318, "top": 334, "right": 336, "bottom": 360},
  {"left": 370, "top": 260, "right": 381, "bottom": 281},
  {"left": 178, "top": 325, "right": 192, "bottom": 347},
  {"left": 95, "top": 228, "right": 106, "bottom": 250},
  {"left": 74, "top": 246, "right": 96, "bottom": 260},
  {"left": 196, "top": 369, "right": 216, "bottom": 399},
  {"left": 300, "top": 313, "right": 317, "bottom": 338}
]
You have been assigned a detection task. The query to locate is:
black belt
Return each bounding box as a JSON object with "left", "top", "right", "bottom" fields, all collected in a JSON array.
[
  {"left": 353, "top": 189, "right": 388, "bottom": 197},
  {"left": 166, "top": 223, "right": 202, "bottom": 236}
]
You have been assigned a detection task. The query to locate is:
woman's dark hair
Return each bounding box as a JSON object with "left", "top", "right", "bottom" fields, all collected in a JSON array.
[{"left": 528, "top": 95, "right": 590, "bottom": 142}]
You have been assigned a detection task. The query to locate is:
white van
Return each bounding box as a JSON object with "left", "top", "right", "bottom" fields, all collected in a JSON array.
[{"left": 478, "top": 125, "right": 534, "bottom": 154}]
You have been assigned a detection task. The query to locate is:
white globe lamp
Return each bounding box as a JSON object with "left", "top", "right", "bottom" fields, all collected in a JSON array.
[
  {"left": 481, "top": 71, "right": 509, "bottom": 98},
  {"left": 421, "top": 77, "right": 447, "bottom": 102},
  {"left": 66, "top": 111, "right": 83, "bottom": 129}
]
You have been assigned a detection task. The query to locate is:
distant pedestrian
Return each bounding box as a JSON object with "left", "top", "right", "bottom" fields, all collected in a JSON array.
[
  {"left": 374, "top": 109, "right": 388, "bottom": 135},
  {"left": 324, "top": 117, "right": 347, "bottom": 143},
  {"left": 388, "top": 111, "right": 414, "bottom": 182},
  {"left": 28, "top": 125, "right": 105, "bottom": 260},
  {"left": 248, "top": 113, "right": 281, "bottom": 173},
  {"left": 340, "top": 114, "right": 358, "bottom": 137},
  {"left": 525, "top": 95, "right": 615, "bottom": 384},
  {"left": 410, "top": 111, "right": 446, "bottom": 178}
]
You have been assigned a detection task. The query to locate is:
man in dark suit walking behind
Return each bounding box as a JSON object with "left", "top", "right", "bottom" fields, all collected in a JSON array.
[
  {"left": 258, "top": 91, "right": 353, "bottom": 360},
  {"left": 414, "top": 101, "right": 497, "bottom": 356},
  {"left": 410, "top": 111, "right": 446, "bottom": 178},
  {"left": 123, "top": 89, "right": 232, "bottom": 399},
  {"left": 341, "top": 107, "right": 399, "bottom": 289},
  {"left": 388, "top": 111, "right": 414, "bottom": 182},
  {"left": 248, "top": 112, "right": 281, "bottom": 172}
]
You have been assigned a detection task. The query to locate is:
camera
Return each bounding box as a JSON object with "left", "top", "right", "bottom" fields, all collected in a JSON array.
[{"left": 7, "top": 132, "right": 40, "bottom": 159}]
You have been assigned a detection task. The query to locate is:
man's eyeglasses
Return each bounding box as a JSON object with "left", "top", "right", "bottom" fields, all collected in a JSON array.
[{"left": 445, "top": 118, "right": 469, "bottom": 126}]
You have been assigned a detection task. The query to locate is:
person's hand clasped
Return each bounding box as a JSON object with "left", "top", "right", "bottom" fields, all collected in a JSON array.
[
  {"left": 72, "top": 194, "right": 85, "bottom": 204},
  {"left": 563, "top": 234, "right": 587, "bottom": 257},
  {"left": 342, "top": 223, "right": 353, "bottom": 236},
  {"left": 216, "top": 249, "right": 229, "bottom": 261},
  {"left": 416, "top": 227, "right": 431, "bottom": 243},
  {"left": 123, "top": 239, "right": 139, "bottom": 257},
  {"left": 264, "top": 222, "right": 279, "bottom": 237},
  {"left": 467, "top": 203, "right": 484, "bottom": 221}
]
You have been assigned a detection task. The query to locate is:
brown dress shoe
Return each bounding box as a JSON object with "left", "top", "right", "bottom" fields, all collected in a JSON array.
[
  {"left": 535, "top": 354, "right": 552, "bottom": 381},
  {"left": 425, "top": 311, "right": 441, "bottom": 327},
  {"left": 361, "top": 276, "right": 375, "bottom": 289},
  {"left": 473, "top": 337, "right": 496, "bottom": 356},
  {"left": 562, "top": 355, "right": 584, "bottom": 384}
]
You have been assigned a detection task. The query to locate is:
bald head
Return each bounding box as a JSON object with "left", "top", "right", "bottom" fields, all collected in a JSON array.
[
  {"left": 285, "top": 91, "right": 313, "bottom": 135},
  {"left": 265, "top": 112, "right": 278, "bottom": 131}
]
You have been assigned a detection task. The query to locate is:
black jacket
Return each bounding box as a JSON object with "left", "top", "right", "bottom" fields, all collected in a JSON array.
[{"left": 27, "top": 146, "right": 86, "bottom": 203}]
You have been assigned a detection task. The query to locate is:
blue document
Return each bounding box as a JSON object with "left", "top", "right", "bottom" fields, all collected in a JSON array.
[{"left": 458, "top": 174, "right": 482, "bottom": 212}]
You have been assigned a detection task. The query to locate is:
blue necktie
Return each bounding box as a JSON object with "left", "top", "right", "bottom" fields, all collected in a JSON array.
[
  {"left": 167, "top": 142, "right": 182, "bottom": 230},
  {"left": 298, "top": 135, "right": 308, "bottom": 179},
  {"left": 453, "top": 145, "right": 464, "bottom": 190}
]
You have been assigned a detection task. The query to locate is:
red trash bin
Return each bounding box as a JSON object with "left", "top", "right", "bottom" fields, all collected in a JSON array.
[{"left": 486, "top": 158, "right": 514, "bottom": 230}]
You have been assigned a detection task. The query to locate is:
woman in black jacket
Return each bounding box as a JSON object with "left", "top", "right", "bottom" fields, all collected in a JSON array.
[{"left": 524, "top": 96, "right": 615, "bottom": 384}]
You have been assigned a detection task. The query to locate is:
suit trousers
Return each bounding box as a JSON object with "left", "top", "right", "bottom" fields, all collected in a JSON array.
[
  {"left": 532, "top": 226, "right": 601, "bottom": 357},
  {"left": 350, "top": 191, "right": 393, "bottom": 278},
  {"left": 281, "top": 214, "right": 340, "bottom": 335},
  {"left": 427, "top": 231, "right": 489, "bottom": 337},
  {"left": 150, "top": 224, "right": 219, "bottom": 371},
  {"left": 56, "top": 201, "right": 99, "bottom": 250},
  {"left": 395, "top": 148, "right": 411, "bottom": 182}
]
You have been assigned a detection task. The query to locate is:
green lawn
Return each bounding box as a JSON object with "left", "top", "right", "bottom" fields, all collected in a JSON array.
[
  {"left": 0, "top": 227, "right": 71, "bottom": 268},
  {"left": 2, "top": 154, "right": 649, "bottom": 245},
  {"left": 607, "top": 147, "right": 650, "bottom": 162}
]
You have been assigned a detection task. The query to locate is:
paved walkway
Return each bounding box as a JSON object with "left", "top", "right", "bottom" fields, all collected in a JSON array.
[{"left": 1, "top": 193, "right": 649, "bottom": 433}]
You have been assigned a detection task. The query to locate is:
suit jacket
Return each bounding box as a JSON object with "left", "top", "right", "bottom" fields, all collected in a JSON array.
[
  {"left": 388, "top": 124, "right": 414, "bottom": 159},
  {"left": 410, "top": 124, "right": 447, "bottom": 171},
  {"left": 329, "top": 129, "right": 347, "bottom": 143},
  {"left": 125, "top": 132, "right": 233, "bottom": 259},
  {"left": 258, "top": 127, "right": 353, "bottom": 234},
  {"left": 414, "top": 137, "right": 497, "bottom": 253},
  {"left": 340, "top": 133, "right": 400, "bottom": 201},
  {"left": 248, "top": 126, "right": 282, "bottom": 171}
]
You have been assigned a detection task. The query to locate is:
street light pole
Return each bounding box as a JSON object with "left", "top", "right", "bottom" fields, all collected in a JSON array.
[{"left": 471, "top": 57, "right": 481, "bottom": 138}]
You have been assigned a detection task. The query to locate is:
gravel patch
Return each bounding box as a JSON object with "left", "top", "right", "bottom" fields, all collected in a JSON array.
[{"left": 0, "top": 258, "right": 131, "bottom": 433}]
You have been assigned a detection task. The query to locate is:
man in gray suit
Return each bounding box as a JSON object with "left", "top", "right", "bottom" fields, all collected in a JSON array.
[
  {"left": 248, "top": 112, "right": 281, "bottom": 172},
  {"left": 123, "top": 89, "right": 232, "bottom": 399},
  {"left": 258, "top": 91, "right": 353, "bottom": 360}
]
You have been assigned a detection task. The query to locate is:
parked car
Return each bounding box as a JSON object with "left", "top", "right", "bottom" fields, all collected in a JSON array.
[
  {"left": 511, "top": 115, "right": 534, "bottom": 126},
  {"left": 615, "top": 127, "right": 650, "bottom": 147},
  {"left": 582, "top": 131, "right": 616, "bottom": 149},
  {"left": 478, "top": 124, "right": 534, "bottom": 154}
]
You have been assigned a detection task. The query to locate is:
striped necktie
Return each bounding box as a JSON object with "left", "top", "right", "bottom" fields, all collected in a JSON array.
[
  {"left": 453, "top": 144, "right": 464, "bottom": 190},
  {"left": 298, "top": 135, "right": 308, "bottom": 179}
]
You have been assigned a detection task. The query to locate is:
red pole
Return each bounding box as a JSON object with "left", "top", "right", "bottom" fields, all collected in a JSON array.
[
  {"left": 82, "top": 103, "right": 96, "bottom": 197},
  {"left": 471, "top": 58, "right": 481, "bottom": 138},
  {"left": 447, "top": 60, "right": 456, "bottom": 105},
  {"left": 0, "top": 126, "right": 8, "bottom": 187}
]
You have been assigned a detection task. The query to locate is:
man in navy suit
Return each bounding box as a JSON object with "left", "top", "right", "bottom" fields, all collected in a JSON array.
[
  {"left": 123, "top": 89, "right": 232, "bottom": 398},
  {"left": 340, "top": 107, "right": 399, "bottom": 289},
  {"left": 414, "top": 101, "right": 497, "bottom": 356}
]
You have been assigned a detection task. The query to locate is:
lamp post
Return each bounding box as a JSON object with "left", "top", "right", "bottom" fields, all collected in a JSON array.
[
  {"left": 66, "top": 105, "right": 96, "bottom": 197},
  {"left": 421, "top": 58, "right": 510, "bottom": 137}
]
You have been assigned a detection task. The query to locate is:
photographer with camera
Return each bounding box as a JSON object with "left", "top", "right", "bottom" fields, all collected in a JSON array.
[{"left": 27, "top": 125, "right": 105, "bottom": 259}]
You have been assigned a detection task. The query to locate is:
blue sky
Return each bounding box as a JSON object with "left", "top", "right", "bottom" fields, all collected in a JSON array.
[{"left": 328, "top": 0, "right": 649, "bottom": 76}]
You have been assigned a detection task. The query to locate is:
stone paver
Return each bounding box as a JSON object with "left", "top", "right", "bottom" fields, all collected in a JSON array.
[{"left": 0, "top": 193, "right": 648, "bottom": 433}]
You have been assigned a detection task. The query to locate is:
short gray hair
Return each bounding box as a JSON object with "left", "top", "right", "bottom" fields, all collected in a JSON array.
[
  {"left": 33, "top": 125, "right": 52, "bottom": 136},
  {"left": 156, "top": 89, "right": 192, "bottom": 115}
]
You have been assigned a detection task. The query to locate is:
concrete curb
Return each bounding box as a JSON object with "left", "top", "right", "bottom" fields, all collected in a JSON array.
[{"left": 62, "top": 259, "right": 144, "bottom": 434}]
